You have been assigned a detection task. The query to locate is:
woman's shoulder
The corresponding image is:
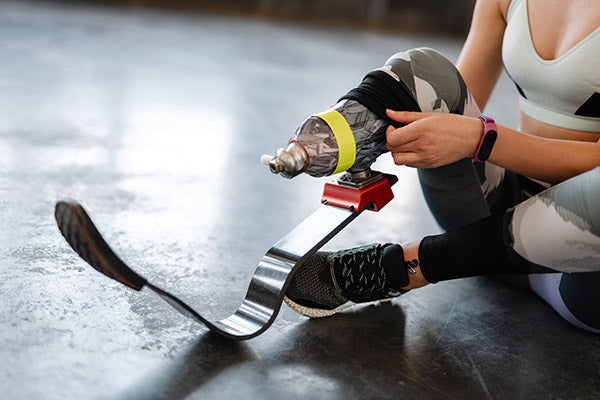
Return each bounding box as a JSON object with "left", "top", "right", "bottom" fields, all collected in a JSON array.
[{"left": 477, "top": 0, "right": 516, "bottom": 22}]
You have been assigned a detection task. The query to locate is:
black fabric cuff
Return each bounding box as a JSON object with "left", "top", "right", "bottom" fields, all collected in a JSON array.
[
  {"left": 417, "top": 212, "right": 551, "bottom": 284},
  {"left": 339, "top": 70, "right": 421, "bottom": 128},
  {"left": 418, "top": 236, "right": 440, "bottom": 284}
]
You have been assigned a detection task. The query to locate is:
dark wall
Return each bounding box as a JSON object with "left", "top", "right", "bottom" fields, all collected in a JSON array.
[{"left": 83, "top": 0, "right": 476, "bottom": 35}]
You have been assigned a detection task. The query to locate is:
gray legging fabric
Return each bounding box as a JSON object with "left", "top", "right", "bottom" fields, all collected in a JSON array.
[{"left": 419, "top": 161, "right": 600, "bottom": 333}]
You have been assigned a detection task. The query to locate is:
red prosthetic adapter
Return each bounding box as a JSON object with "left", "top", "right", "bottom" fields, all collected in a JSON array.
[{"left": 321, "top": 175, "right": 394, "bottom": 212}]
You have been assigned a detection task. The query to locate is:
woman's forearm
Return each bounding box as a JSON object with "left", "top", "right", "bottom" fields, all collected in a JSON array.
[{"left": 489, "top": 125, "right": 600, "bottom": 183}]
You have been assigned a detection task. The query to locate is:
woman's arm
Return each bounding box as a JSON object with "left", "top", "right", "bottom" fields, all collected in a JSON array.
[
  {"left": 487, "top": 123, "right": 600, "bottom": 183},
  {"left": 456, "top": 0, "right": 511, "bottom": 109},
  {"left": 385, "top": 111, "right": 600, "bottom": 184}
]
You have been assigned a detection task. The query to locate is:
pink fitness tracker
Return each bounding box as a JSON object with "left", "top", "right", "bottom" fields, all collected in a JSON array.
[{"left": 472, "top": 115, "right": 498, "bottom": 162}]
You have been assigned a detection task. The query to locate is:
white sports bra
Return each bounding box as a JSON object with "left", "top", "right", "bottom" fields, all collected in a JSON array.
[{"left": 502, "top": 0, "right": 600, "bottom": 132}]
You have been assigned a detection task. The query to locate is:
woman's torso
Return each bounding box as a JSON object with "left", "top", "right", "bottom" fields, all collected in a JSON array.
[{"left": 502, "top": 0, "right": 600, "bottom": 142}]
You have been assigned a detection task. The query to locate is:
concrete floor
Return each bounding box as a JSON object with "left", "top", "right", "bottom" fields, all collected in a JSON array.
[{"left": 1, "top": 1, "right": 599, "bottom": 399}]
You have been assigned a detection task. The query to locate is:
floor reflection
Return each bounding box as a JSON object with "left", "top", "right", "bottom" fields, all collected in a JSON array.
[{"left": 116, "top": 332, "right": 255, "bottom": 400}]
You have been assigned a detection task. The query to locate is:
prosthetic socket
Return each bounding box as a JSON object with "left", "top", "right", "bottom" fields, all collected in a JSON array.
[{"left": 262, "top": 48, "right": 481, "bottom": 178}]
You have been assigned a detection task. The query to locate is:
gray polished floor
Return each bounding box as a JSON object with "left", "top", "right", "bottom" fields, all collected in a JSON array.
[{"left": 1, "top": 1, "right": 599, "bottom": 399}]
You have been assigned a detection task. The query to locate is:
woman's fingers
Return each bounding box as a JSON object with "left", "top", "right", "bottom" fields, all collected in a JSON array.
[
  {"left": 385, "top": 112, "right": 444, "bottom": 167},
  {"left": 386, "top": 110, "right": 437, "bottom": 124},
  {"left": 390, "top": 151, "right": 430, "bottom": 168},
  {"left": 385, "top": 122, "right": 421, "bottom": 149}
]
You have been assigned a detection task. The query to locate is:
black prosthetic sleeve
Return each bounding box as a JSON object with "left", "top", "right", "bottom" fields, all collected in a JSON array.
[
  {"left": 418, "top": 212, "right": 553, "bottom": 283},
  {"left": 339, "top": 70, "right": 421, "bottom": 127}
]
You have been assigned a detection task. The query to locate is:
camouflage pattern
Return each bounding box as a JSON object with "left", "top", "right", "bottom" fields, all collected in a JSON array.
[
  {"left": 381, "top": 48, "right": 480, "bottom": 117},
  {"left": 290, "top": 116, "right": 339, "bottom": 177},
  {"left": 507, "top": 167, "right": 600, "bottom": 272},
  {"left": 293, "top": 100, "right": 388, "bottom": 176}
]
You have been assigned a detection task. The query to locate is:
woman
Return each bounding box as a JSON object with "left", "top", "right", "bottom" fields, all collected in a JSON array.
[{"left": 284, "top": 0, "right": 600, "bottom": 332}]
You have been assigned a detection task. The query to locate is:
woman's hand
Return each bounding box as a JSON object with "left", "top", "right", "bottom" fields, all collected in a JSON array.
[{"left": 385, "top": 110, "right": 483, "bottom": 168}]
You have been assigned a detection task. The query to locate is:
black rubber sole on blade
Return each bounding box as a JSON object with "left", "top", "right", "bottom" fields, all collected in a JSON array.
[{"left": 55, "top": 201, "right": 147, "bottom": 290}]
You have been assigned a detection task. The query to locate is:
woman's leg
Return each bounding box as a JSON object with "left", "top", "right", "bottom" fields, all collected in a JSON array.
[
  {"left": 504, "top": 167, "right": 600, "bottom": 273},
  {"left": 416, "top": 167, "right": 600, "bottom": 332},
  {"left": 528, "top": 273, "right": 600, "bottom": 333},
  {"left": 283, "top": 170, "right": 522, "bottom": 318},
  {"left": 418, "top": 159, "right": 514, "bottom": 230},
  {"left": 285, "top": 169, "right": 600, "bottom": 331}
]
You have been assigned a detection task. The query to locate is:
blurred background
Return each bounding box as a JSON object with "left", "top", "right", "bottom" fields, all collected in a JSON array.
[{"left": 74, "top": 0, "right": 476, "bottom": 35}]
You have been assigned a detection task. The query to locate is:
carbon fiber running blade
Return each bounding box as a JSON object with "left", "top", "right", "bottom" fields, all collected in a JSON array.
[
  {"left": 55, "top": 201, "right": 219, "bottom": 329},
  {"left": 54, "top": 172, "right": 398, "bottom": 340},
  {"left": 54, "top": 200, "right": 364, "bottom": 340}
]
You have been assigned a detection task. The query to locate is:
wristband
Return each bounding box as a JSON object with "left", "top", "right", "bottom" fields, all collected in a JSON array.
[{"left": 472, "top": 115, "right": 498, "bottom": 162}]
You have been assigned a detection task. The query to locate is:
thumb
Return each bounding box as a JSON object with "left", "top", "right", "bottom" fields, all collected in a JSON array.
[{"left": 386, "top": 110, "right": 426, "bottom": 124}]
